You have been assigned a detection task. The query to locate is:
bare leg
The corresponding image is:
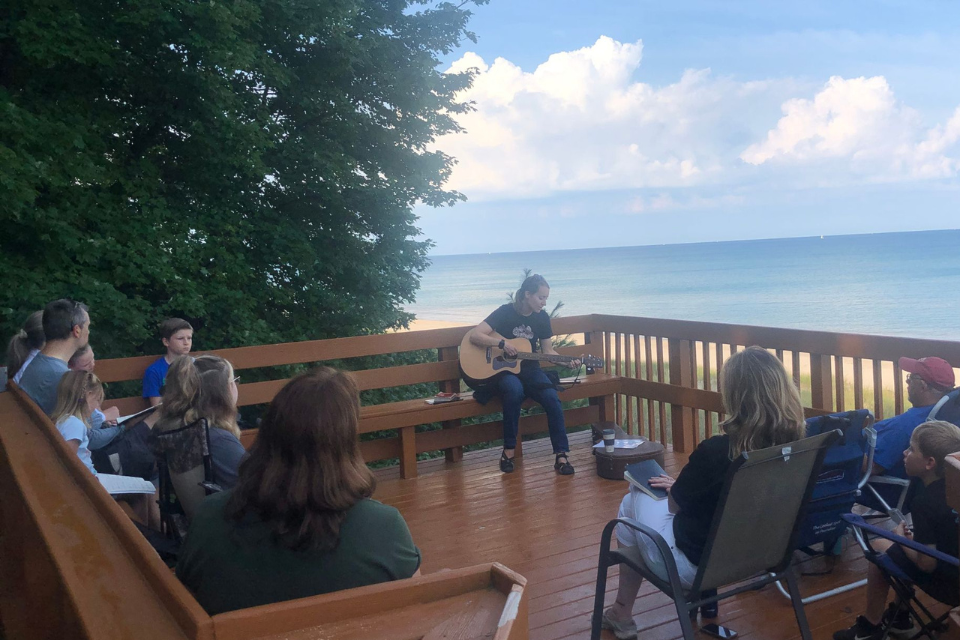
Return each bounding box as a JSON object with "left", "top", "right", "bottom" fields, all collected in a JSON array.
[
  {"left": 608, "top": 547, "right": 644, "bottom": 623},
  {"left": 864, "top": 538, "right": 894, "bottom": 625}
]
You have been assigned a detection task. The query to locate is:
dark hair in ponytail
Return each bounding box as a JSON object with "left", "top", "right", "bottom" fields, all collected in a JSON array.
[
  {"left": 157, "top": 355, "right": 240, "bottom": 438},
  {"left": 513, "top": 274, "right": 549, "bottom": 312},
  {"left": 6, "top": 311, "right": 45, "bottom": 377}
]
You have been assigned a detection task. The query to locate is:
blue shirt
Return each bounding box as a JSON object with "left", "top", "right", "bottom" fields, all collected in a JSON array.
[
  {"left": 56, "top": 415, "right": 97, "bottom": 475},
  {"left": 874, "top": 404, "right": 935, "bottom": 478},
  {"left": 143, "top": 357, "right": 170, "bottom": 398},
  {"left": 19, "top": 353, "right": 69, "bottom": 415}
]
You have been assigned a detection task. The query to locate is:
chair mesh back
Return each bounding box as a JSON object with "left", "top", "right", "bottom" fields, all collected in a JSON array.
[
  {"left": 150, "top": 418, "right": 211, "bottom": 521},
  {"left": 696, "top": 430, "right": 837, "bottom": 590}
]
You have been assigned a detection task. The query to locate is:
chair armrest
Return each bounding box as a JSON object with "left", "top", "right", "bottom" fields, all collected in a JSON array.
[
  {"left": 842, "top": 514, "right": 960, "bottom": 567},
  {"left": 601, "top": 517, "right": 690, "bottom": 595},
  {"left": 200, "top": 481, "right": 223, "bottom": 495},
  {"left": 868, "top": 476, "right": 910, "bottom": 486}
]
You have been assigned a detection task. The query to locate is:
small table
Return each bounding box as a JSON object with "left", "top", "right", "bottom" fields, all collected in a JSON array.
[{"left": 593, "top": 422, "right": 666, "bottom": 481}]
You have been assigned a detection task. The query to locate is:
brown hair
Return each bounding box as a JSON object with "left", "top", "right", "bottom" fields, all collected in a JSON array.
[
  {"left": 159, "top": 318, "right": 193, "bottom": 340},
  {"left": 51, "top": 370, "right": 105, "bottom": 427},
  {"left": 911, "top": 420, "right": 960, "bottom": 476},
  {"left": 6, "top": 310, "right": 44, "bottom": 376},
  {"left": 156, "top": 355, "right": 240, "bottom": 438},
  {"left": 43, "top": 299, "right": 89, "bottom": 341},
  {"left": 226, "top": 367, "right": 375, "bottom": 551},
  {"left": 513, "top": 274, "right": 549, "bottom": 312},
  {"left": 719, "top": 346, "right": 806, "bottom": 458}
]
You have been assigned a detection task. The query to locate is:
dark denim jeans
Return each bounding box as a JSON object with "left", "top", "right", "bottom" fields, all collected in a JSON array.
[{"left": 496, "top": 368, "right": 569, "bottom": 454}]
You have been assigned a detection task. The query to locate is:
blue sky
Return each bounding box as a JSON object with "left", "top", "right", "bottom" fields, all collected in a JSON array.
[{"left": 419, "top": 0, "right": 960, "bottom": 254}]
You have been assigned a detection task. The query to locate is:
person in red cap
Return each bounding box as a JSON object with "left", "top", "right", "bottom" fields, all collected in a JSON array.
[{"left": 860, "top": 356, "right": 956, "bottom": 510}]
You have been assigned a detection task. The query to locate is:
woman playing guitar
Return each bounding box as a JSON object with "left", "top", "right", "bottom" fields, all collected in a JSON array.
[{"left": 465, "top": 274, "right": 580, "bottom": 475}]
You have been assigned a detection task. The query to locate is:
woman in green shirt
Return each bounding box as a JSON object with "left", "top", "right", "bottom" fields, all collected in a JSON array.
[{"left": 177, "top": 367, "right": 422, "bottom": 614}]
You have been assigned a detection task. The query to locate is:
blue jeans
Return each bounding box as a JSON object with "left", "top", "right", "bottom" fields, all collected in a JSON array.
[{"left": 496, "top": 368, "right": 569, "bottom": 454}]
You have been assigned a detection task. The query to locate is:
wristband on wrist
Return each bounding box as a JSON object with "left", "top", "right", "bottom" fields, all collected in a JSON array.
[{"left": 498, "top": 339, "right": 506, "bottom": 350}]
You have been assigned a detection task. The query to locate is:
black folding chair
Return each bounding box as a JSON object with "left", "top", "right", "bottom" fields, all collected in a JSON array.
[
  {"left": 149, "top": 418, "right": 222, "bottom": 541},
  {"left": 590, "top": 429, "right": 840, "bottom": 640},
  {"left": 844, "top": 513, "right": 959, "bottom": 639}
]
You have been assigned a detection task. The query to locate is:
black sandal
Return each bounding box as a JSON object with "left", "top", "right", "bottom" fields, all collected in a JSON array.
[
  {"left": 554, "top": 453, "right": 575, "bottom": 475},
  {"left": 500, "top": 450, "right": 515, "bottom": 473}
]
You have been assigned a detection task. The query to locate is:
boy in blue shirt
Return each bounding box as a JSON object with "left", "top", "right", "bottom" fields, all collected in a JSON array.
[
  {"left": 143, "top": 318, "right": 193, "bottom": 406},
  {"left": 835, "top": 420, "right": 960, "bottom": 640}
]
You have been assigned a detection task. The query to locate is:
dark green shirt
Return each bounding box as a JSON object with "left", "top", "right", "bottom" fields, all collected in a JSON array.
[{"left": 177, "top": 490, "right": 421, "bottom": 614}]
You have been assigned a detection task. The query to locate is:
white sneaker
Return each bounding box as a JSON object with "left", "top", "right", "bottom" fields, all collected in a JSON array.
[{"left": 601, "top": 608, "right": 639, "bottom": 639}]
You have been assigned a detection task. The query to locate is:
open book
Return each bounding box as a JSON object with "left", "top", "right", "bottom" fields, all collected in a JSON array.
[
  {"left": 623, "top": 459, "right": 668, "bottom": 500},
  {"left": 97, "top": 474, "right": 156, "bottom": 495}
]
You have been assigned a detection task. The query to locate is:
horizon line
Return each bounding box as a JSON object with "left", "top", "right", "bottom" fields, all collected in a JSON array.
[{"left": 426, "top": 227, "right": 960, "bottom": 259}]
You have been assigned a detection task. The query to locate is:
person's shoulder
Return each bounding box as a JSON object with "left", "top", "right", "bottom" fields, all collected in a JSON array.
[
  {"left": 145, "top": 357, "right": 168, "bottom": 374},
  {"left": 698, "top": 434, "right": 731, "bottom": 453},
  {"left": 876, "top": 406, "right": 931, "bottom": 430},
  {"left": 194, "top": 488, "right": 233, "bottom": 521},
  {"left": 57, "top": 415, "right": 86, "bottom": 437},
  {"left": 348, "top": 498, "right": 406, "bottom": 526}
]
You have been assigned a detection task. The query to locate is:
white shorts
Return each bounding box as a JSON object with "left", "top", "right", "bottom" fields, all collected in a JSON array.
[{"left": 616, "top": 487, "right": 699, "bottom": 588}]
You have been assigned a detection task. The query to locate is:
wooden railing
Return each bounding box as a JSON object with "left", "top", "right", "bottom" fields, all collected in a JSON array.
[
  {"left": 595, "top": 315, "right": 960, "bottom": 452},
  {"left": 92, "top": 314, "right": 960, "bottom": 461}
]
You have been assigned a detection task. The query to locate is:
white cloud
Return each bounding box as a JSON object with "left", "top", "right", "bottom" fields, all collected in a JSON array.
[
  {"left": 741, "top": 76, "right": 960, "bottom": 179},
  {"left": 436, "top": 38, "right": 960, "bottom": 203},
  {"left": 437, "top": 37, "right": 797, "bottom": 200}
]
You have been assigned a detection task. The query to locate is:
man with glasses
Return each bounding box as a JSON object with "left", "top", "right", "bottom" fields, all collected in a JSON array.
[
  {"left": 863, "top": 356, "right": 956, "bottom": 509},
  {"left": 18, "top": 300, "right": 119, "bottom": 423}
]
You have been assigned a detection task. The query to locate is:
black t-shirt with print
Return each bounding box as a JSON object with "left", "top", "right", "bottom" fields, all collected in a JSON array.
[
  {"left": 483, "top": 304, "right": 553, "bottom": 371},
  {"left": 909, "top": 478, "right": 960, "bottom": 582}
]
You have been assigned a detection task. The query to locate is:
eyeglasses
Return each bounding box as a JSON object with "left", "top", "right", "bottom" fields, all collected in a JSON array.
[
  {"left": 906, "top": 374, "right": 926, "bottom": 385},
  {"left": 233, "top": 376, "right": 241, "bottom": 384}
]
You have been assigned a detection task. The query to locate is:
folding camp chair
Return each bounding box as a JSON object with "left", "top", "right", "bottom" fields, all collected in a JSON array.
[
  {"left": 590, "top": 429, "right": 841, "bottom": 640},
  {"left": 773, "top": 410, "right": 875, "bottom": 604},
  {"left": 929, "top": 388, "right": 960, "bottom": 426},
  {"left": 843, "top": 513, "right": 960, "bottom": 639},
  {"left": 149, "top": 418, "right": 223, "bottom": 540}
]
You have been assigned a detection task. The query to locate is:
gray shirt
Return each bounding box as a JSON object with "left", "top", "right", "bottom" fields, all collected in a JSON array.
[{"left": 18, "top": 353, "right": 69, "bottom": 415}]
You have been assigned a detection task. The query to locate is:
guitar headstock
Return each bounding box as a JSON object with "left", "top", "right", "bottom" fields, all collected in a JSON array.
[{"left": 581, "top": 354, "right": 605, "bottom": 369}]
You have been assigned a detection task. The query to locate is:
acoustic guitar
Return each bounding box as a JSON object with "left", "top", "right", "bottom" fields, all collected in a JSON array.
[{"left": 458, "top": 332, "right": 605, "bottom": 386}]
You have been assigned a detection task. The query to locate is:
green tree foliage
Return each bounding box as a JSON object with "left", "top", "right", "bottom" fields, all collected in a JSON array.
[{"left": 0, "top": 0, "right": 486, "bottom": 357}]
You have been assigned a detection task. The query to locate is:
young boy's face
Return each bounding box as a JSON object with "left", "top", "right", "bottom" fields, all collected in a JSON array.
[
  {"left": 903, "top": 438, "right": 935, "bottom": 478},
  {"left": 163, "top": 329, "right": 193, "bottom": 356}
]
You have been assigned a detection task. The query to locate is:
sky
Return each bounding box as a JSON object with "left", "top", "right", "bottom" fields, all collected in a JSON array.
[{"left": 417, "top": 0, "right": 960, "bottom": 255}]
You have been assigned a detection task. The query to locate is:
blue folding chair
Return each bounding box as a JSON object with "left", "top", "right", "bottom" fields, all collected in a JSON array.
[
  {"left": 844, "top": 513, "right": 959, "bottom": 639},
  {"left": 774, "top": 409, "right": 876, "bottom": 604},
  {"left": 929, "top": 388, "right": 960, "bottom": 426}
]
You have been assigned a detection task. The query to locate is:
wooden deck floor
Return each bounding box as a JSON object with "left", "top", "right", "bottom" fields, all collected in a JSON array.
[{"left": 372, "top": 429, "right": 904, "bottom": 640}]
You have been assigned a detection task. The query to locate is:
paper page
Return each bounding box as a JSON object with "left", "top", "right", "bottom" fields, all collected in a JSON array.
[
  {"left": 97, "top": 474, "right": 156, "bottom": 495},
  {"left": 593, "top": 439, "right": 646, "bottom": 450}
]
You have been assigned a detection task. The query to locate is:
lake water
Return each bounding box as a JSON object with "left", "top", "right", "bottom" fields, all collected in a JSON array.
[{"left": 407, "top": 230, "right": 960, "bottom": 340}]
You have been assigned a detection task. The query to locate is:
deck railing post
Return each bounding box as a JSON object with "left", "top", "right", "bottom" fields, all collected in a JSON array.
[
  {"left": 583, "top": 330, "right": 615, "bottom": 424},
  {"left": 809, "top": 354, "right": 834, "bottom": 413},
  {"left": 438, "top": 346, "right": 463, "bottom": 464},
  {"left": 669, "top": 338, "right": 697, "bottom": 453},
  {"left": 399, "top": 426, "right": 418, "bottom": 479}
]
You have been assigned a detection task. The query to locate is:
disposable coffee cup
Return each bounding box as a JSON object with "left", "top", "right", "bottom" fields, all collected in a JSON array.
[{"left": 602, "top": 428, "right": 616, "bottom": 453}]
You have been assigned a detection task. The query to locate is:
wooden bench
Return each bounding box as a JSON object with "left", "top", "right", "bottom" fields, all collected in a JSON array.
[
  {"left": 95, "top": 318, "right": 619, "bottom": 478},
  {"left": 0, "top": 383, "right": 529, "bottom": 640}
]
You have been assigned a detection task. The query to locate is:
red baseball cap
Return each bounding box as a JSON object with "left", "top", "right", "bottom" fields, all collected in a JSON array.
[{"left": 899, "top": 356, "right": 956, "bottom": 390}]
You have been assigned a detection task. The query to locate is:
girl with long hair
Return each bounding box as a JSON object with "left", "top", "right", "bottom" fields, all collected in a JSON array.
[
  {"left": 6, "top": 310, "right": 44, "bottom": 385},
  {"left": 176, "top": 367, "right": 421, "bottom": 614},
  {"left": 465, "top": 274, "right": 580, "bottom": 475},
  {"left": 601, "top": 347, "right": 806, "bottom": 639},
  {"left": 154, "top": 355, "right": 246, "bottom": 490},
  {"left": 50, "top": 370, "right": 106, "bottom": 474}
]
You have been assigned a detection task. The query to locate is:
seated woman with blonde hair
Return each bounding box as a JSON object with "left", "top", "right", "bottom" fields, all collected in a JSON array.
[
  {"left": 176, "top": 367, "right": 421, "bottom": 614},
  {"left": 153, "top": 355, "right": 246, "bottom": 492},
  {"left": 601, "top": 346, "right": 807, "bottom": 639}
]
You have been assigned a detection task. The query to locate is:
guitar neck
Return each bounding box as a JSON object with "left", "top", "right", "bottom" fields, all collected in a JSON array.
[{"left": 513, "top": 352, "right": 577, "bottom": 365}]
